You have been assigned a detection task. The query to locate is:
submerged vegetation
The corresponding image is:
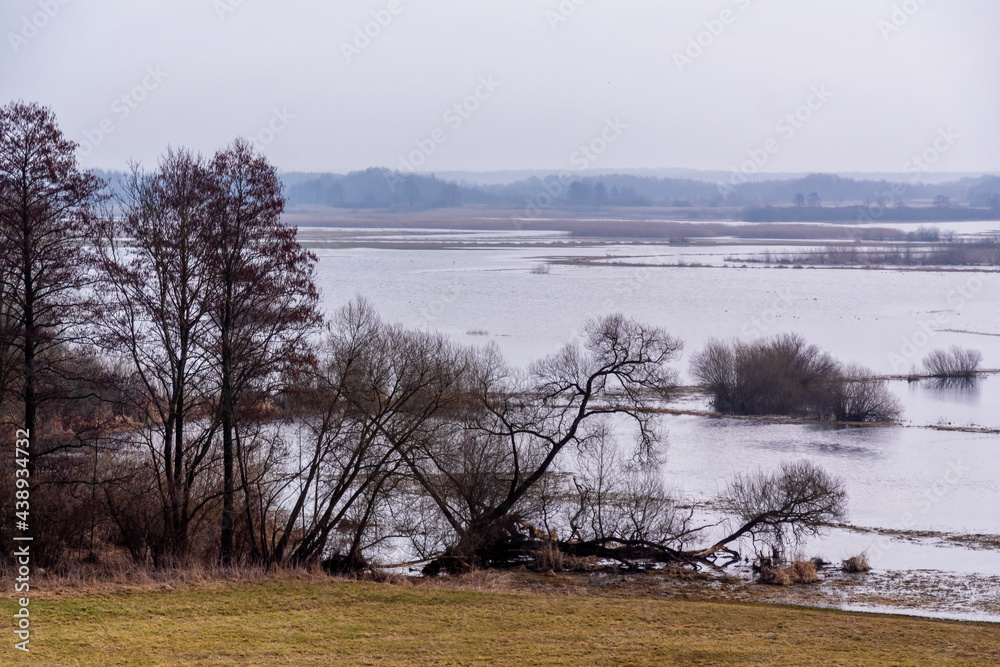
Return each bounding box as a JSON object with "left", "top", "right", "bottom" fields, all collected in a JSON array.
[{"left": 731, "top": 237, "right": 1000, "bottom": 268}]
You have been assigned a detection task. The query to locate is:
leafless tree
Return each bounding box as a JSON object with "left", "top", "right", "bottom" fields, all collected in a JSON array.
[
  {"left": 696, "top": 460, "right": 846, "bottom": 561},
  {"left": 91, "top": 149, "right": 220, "bottom": 562},
  {"left": 547, "top": 430, "right": 694, "bottom": 566},
  {"left": 0, "top": 101, "right": 103, "bottom": 471},
  {"left": 242, "top": 300, "right": 463, "bottom": 571},
  {"left": 206, "top": 138, "right": 321, "bottom": 565},
  {"left": 406, "top": 314, "right": 683, "bottom": 571},
  {"left": 0, "top": 261, "right": 16, "bottom": 417}
]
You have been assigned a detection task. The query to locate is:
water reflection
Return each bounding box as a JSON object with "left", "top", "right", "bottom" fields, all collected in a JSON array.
[
  {"left": 923, "top": 376, "right": 980, "bottom": 398},
  {"left": 892, "top": 375, "right": 997, "bottom": 427}
]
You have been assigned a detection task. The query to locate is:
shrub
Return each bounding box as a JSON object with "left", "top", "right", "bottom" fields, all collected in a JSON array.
[
  {"left": 833, "top": 365, "right": 902, "bottom": 423},
  {"left": 790, "top": 559, "right": 821, "bottom": 584},
  {"left": 725, "top": 461, "right": 847, "bottom": 548},
  {"left": 923, "top": 346, "right": 983, "bottom": 379},
  {"left": 530, "top": 543, "right": 564, "bottom": 572},
  {"left": 757, "top": 560, "right": 820, "bottom": 586},
  {"left": 841, "top": 554, "right": 871, "bottom": 573},
  {"left": 692, "top": 335, "right": 899, "bottom": 421},
  {"left": 757, "top": 566, "right": 791, "bottom": 586},
  {"left": 910, "top": 226, "right": 941, "bottom": 242},
  {"left": 691, "top": 334, "right": 839, "bottom": 417}
]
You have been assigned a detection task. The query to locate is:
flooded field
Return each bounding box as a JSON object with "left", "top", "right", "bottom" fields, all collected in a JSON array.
[
  {"left": 304, "top": 225, "right": 1000, "bottom": 621},
  {"left": 306, "top": 228, "right": 1000, "bottom": 375}
]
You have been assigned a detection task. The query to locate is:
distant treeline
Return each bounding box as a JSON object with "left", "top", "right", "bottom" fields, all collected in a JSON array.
[
  {"left": 269, "top": 169, "right": 1000, "bottom": 215},
  {"left": 743, "top": 205, "right": 1000, "bottom": 223},
  {"left": 88, "top": 168, "right": 1000, "bottom": 217}
]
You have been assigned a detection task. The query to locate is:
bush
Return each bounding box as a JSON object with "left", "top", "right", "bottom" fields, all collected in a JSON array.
[
  {"left": 530, "top": 543, "right": 564, "bottom": 572},
  {"left": 758, "top": 560, "right": 820, "bottom": 586},
  {"left": 923, "top": 346, "right": 983, "bottom": 379},
  {"left": 833, "top": 365, "right": 902, "bottom": 423},
  {"left": 841, "top": 554, "right": 871, "bottom": 573},
  {"left": 910, "top": 226, "right": 941, "bottom": 242},
  {"left": 692, "top": 335, "right": 899, "bottom": 421},
  {"left": 725, "top": 461, "right": 847, "bottom": 548},
  {"left": 691, "top": 334, "right": 839, "bottom": 417}
]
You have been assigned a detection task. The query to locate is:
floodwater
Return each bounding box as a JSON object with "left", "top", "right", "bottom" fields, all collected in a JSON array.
[
  {"left": 309, "top": 233, "right": 1000, "bottom": 376},
  {"left": 303, "top": 227, "right": 1000, "bottom": 620}
]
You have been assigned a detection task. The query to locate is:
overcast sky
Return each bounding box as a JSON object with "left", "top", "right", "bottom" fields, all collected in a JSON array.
[{"left": 2, "top": 0, "right": 997, "bottom": 175}]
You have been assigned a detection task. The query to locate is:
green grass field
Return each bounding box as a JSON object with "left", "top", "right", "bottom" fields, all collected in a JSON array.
[{"left": 3, "top": 579, "right": 999, "bottom": 666}]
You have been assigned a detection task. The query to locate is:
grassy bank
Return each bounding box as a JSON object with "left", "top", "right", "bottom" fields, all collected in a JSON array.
[{"left": 3, "top": 578, "right": 998, "bottom": 666}]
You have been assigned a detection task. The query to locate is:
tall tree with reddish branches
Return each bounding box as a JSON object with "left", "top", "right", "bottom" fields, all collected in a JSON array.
[
  {"left": 91, "top": 148, "right": 220, "bottom": 562},
  {"left": 0, "top": 101, "right": 103, "bottom": 470},
  {"left": 208, "top": 139, "right": 321, "bottom": 565}
]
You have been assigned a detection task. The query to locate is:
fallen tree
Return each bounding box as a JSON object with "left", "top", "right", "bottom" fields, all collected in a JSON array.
[{"left": 418, "top": 448, "right": 846, "bottom": 574}]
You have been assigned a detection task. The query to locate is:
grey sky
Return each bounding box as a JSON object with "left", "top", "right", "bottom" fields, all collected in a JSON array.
[{"left": 2, "top": 0, "right": 997, "bottom": 175}]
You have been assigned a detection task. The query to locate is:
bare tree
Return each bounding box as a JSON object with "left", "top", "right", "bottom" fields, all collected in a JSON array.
[
  {"left": 406, "top": 314, "right": 683, "bottom": 571},
  {"left": 242, "top": 300, "right": 463, "bottom": 571},
  {"left": 206, "top": 138, "right": 322, "bottom": 565},
  {"left": 0, "top": 101, "right": 103, "bottom": 471},
  {"left": 549, "top": 430, "right": 693, "bottom": 566},
  {"left": 695, "top": 460, "right": 847, "bottom": 561},
  {"left": 91, "top": 149, "right": 220, "bottom": 562},
  {"left": 0, "top": 260, "right": 16, "bottom": 417}
]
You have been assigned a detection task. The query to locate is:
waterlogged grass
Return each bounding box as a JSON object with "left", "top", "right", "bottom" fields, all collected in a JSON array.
[{"left": 3, "top": 579, "right": 999, "bottom": 666}]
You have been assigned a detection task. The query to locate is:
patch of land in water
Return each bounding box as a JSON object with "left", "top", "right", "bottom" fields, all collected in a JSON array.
[{"left": 286, "top": 206, "right": 910, "bottom": 241}]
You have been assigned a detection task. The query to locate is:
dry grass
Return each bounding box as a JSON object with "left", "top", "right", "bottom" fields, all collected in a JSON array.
[
  {"left": 284, "top": 206, "right": 905, "bottom": 241},
  {"left": 842, "top": 555, "right": 872, "bottom": 574},
  {"left": 16, "top": 561, "right": 330, "bottom": 600},
  {"left": 4, "top": 578, "right": 999, "bottom": 666},
  {"left": 758, "top": 560, "right": 821, "bottom": 587}
]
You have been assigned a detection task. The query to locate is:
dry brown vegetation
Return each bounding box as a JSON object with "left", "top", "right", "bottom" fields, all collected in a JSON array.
[
  {"left": 691, "top": 334, "right": 902, "bottom": 422},
  {"left": 737, "top": 238, "right": 1000, "bottom": 268},
  {"left": 841, "top": 554, "right": 871, "bottom": 574},
  {"left": 285, "top": 206, "right": 906, "bottom": 241},
  {"left": 758, "top": 560, "right": 821, "bottom": 586}
]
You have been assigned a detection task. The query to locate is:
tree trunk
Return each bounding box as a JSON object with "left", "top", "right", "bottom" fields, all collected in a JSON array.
[
  {"left": 21, "top": 212, "right": 36, "bottom": 476},
  {"left": 221, "top": 410, "right": 234, "bottom": 565}
]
